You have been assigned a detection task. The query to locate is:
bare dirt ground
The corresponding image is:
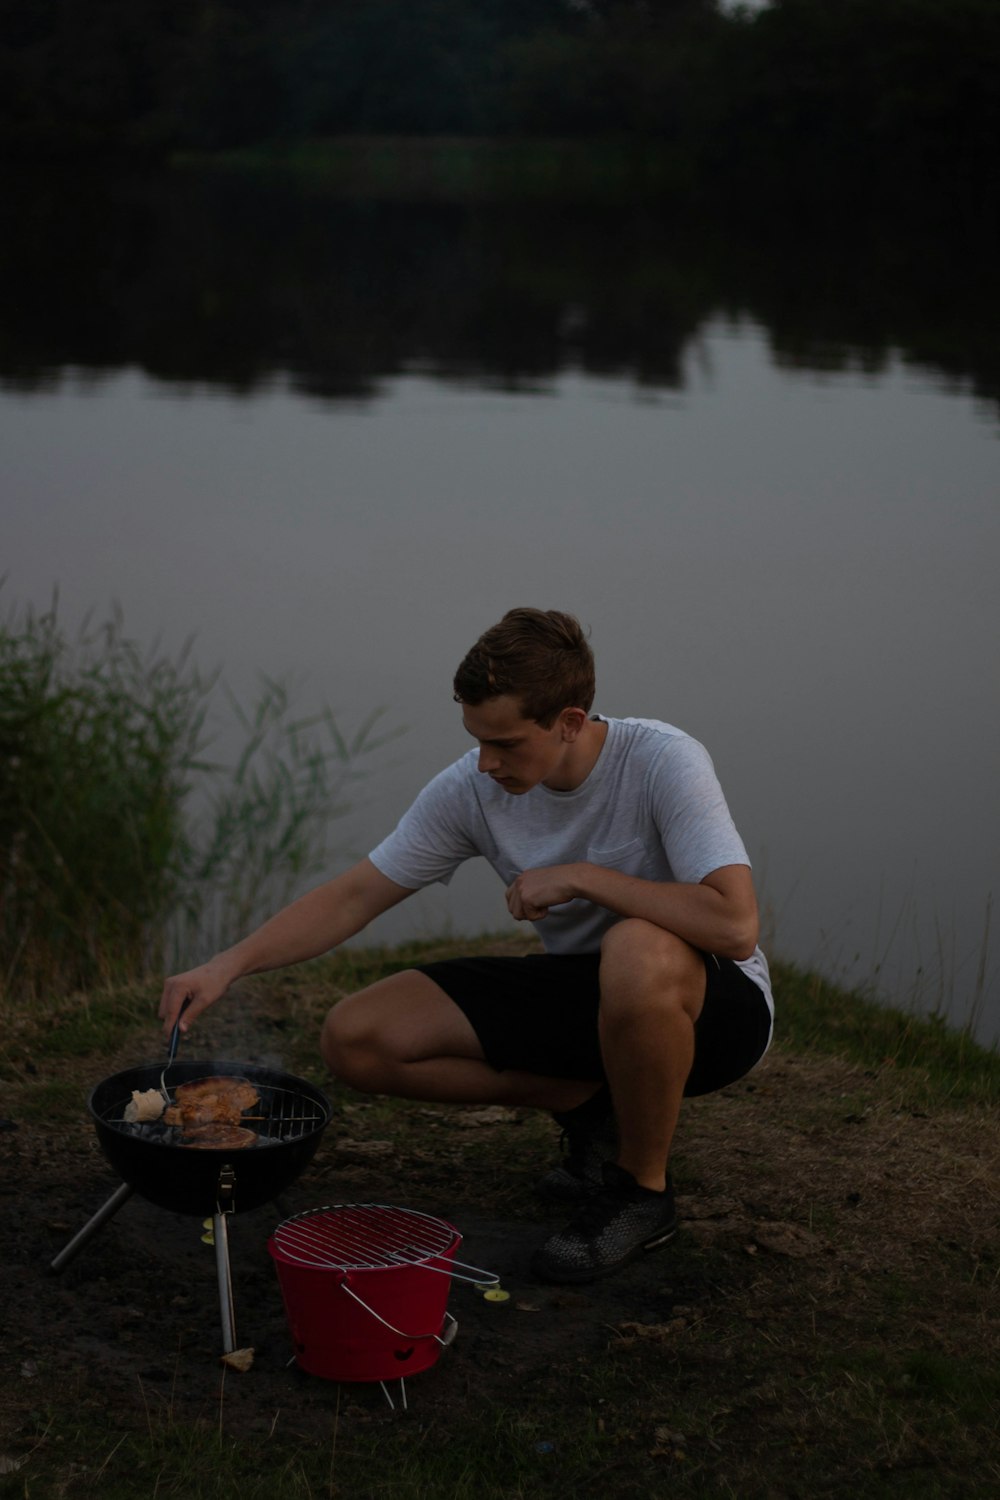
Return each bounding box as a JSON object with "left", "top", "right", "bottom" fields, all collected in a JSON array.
[{"left": 2, "top": 975, "right": 999, "bottom": 1495}]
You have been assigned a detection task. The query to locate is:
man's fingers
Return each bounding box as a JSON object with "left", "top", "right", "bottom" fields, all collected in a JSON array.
[
  {"left": 505, "top": 892, "right": 548, "bottom": 922},
  {"left": 159, "top": 980, "right": 204, "bottom": 1036}
]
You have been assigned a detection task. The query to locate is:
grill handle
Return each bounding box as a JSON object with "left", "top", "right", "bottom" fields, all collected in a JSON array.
[
  {"left": 338, "top": 1279, "right": 459, "bottom": 1348},
  {"left": 391, "top": 1253, "right": 499, "bottom": 1288}
]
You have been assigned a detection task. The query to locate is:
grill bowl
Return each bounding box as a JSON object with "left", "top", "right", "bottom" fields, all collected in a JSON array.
[{"left": 89, "top": 1060, "right": 331, "bottom": 1215}]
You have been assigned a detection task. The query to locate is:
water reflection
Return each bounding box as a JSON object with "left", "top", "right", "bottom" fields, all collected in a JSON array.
[{"left": 2, "top": 169, "right": 998, "bottom": 424}]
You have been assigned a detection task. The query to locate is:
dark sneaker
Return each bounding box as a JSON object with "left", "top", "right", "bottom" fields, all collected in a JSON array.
[
  {"left": 537, "top": 1093, "right": 617, "bottom": 1202},
  {"left": 531, "top": 1162, "right": 678, "bottom": 1284}
]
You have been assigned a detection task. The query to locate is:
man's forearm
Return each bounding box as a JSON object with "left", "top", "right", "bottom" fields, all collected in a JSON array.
[
  {"left": 216, "top": 862, "right": 412, "bottom": 982},
  {"left": 214, "top": 883, "right": 361, "bottom": 983},
  {"left": 507, "top": 860, "right": 759, "bottom": 959},
  {"left": 573, "top": 863, "right": 758, "bottom": 959}
]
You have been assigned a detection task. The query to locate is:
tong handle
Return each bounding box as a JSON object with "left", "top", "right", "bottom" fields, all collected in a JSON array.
[{"left": 167, "top": 995, "right": 192, "bottom": 1066}]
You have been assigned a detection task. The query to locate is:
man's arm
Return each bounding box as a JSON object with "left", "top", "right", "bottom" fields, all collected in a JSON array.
[
  {"left": 504, "top": 862, "right": 759, "bottom": 961},
  {"left": 159, "top": 858, "right": 414, "bottom": 1035}
]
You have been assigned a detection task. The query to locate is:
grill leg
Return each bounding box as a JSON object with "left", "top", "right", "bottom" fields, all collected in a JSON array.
[
  {"left": 49, "top": 1182, "right": 135, "bottom": 1273},
  {"left": 213, "top": 1211, "right": 237, "bottom": 1355},
  {"left": 377, "top": 1379, "right": 407, "bottom": 1413}
]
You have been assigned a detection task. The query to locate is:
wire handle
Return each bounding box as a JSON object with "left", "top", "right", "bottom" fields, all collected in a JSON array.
[
  {"left": 338, "top": 1281, "right": 459, "bottom": 1347},
  {"left": 389, "top": 1253, "right": 499, "bottom": 1288}
]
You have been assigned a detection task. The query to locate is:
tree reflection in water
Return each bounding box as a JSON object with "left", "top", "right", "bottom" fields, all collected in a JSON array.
[{"left": 1, "top": 169, "right": 997, "bottom": 429}]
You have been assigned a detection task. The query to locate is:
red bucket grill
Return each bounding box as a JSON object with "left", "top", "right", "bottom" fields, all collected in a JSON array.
[{"left": 269, "top": 1204, "right": 495, "bottom": 1384}]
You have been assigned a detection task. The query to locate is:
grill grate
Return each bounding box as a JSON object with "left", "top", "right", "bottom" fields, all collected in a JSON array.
[
  {"left": 271, "top": 1204, "right": 458, "bottom": 1270},
  {"left": 101, "top": 1078, "right": 327, "bottom": 1146}
]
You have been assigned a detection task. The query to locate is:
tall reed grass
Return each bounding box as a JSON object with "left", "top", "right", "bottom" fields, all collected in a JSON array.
[{"left": 0, "top": 598, "right": 395, "bottom": 1000}]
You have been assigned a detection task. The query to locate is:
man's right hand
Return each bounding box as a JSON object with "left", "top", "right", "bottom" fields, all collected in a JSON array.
[{"left": 159, "top": 957, "right": 236, "bottom": 1039}]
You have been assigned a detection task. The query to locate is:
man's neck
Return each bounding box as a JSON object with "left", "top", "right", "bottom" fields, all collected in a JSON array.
[{"left": 545, "top": 715, "right": 608, "bottom": 791}]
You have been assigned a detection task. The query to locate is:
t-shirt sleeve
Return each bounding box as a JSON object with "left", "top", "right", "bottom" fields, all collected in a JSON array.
[
  {"left": 368, "top": 758, "right": 484, "bottom": 890},
  {"left": 649, "top": 736, "right": 750, "bottom": 884}
]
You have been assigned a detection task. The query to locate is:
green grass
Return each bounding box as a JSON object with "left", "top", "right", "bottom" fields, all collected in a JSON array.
[
  {"left": 3, "top": 1397, "right": 614, "bottom": 1500},
  {"left": 770, "top": 958, "right": 1000, "bottom": 1108},
  {"left": 5, "top": 985, "right": 154, "bottom": 1063},
  {"left": 4, "top": 1076, "right": 85, "bottom": 1124}
]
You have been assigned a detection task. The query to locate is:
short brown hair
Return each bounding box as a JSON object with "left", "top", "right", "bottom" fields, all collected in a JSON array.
[{"left": 453, "top": 608, "right": 595, "bottom": 726}]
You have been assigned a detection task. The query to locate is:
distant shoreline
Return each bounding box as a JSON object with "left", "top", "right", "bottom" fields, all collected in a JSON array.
[
  {"left": 171, "top": 136, "right": 701, "bottom": 206},
  {"left": 167, "top": 136, "right": 995, "bottom": 225}
]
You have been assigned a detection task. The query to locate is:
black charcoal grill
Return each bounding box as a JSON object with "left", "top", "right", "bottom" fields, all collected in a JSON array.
[{"left": 50, "top": 1058, "right": 332, "bottom": 1356}]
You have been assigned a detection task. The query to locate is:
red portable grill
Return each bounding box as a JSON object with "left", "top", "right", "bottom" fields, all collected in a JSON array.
[{"left": 269, "top": 1204, "right": 499, "bottom": 1390}]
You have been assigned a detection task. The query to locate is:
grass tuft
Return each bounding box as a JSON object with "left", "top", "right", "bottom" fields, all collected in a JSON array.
[
  {"left": 0, "top": 595, "right": 397, "bottom": 1008},
  {"left": 770, "top": 958, "right": 1000, "bottom": 1108}
]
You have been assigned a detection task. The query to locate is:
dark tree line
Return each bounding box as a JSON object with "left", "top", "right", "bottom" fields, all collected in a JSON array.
[{"left": 1, "top": 0, "right": 997, "bottom": 201}]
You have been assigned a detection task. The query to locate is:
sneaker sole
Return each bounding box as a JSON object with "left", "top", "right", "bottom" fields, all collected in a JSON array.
[{"left": 531, "top": 1222, "right": 679, "bottom": 1285}]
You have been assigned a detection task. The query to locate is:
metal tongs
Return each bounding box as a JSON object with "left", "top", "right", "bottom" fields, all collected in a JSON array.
[{"left": 159, "top": 995, "right": 191, "bottom": 1107}]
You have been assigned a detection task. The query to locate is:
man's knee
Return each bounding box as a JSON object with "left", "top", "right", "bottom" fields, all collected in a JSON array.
[
  {"left": 320, "top": 993, "right": 382, "bottom": 1089},
  {"left": 600, "top": 917, "right": 697, "bottom": 975},
  {"left": 319, "top": 968, "right": 482, "bottom": 1091},
  {"left": 599, "top": 919, "right": 705, "bottom": 1018}
]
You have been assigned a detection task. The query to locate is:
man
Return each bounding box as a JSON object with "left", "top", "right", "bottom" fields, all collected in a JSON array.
[{"left": 160, "top": 608, "right": 773, "bottom": 1284}]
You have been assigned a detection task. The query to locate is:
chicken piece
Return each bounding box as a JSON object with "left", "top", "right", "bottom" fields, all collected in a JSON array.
[
  {"left": 163, "top": 1097, "right": 239, "bottom": 1128},
  {"left": 175, "top": 1076, "right": 259, "bottom": 1111},
  {"left": 183, "top": 1124, "right": 258, "bottom": 1150},
  {"left": 163, "top": 1076, "right": 259, "bottom": 1130}
]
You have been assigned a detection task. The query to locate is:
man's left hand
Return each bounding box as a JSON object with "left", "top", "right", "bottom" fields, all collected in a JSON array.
[{"left": 506, "top": 865, "right": 581, "bottom": 921}]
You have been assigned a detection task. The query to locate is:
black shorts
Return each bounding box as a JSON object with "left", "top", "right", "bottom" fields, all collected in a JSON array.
[{"left": 414, "top": 951, "right": 773, "bottom": 1097}]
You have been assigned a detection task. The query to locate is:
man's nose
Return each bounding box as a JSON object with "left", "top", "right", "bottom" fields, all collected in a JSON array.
[{"left": 477, "top": 746, "right": 500, "bottom": 774}]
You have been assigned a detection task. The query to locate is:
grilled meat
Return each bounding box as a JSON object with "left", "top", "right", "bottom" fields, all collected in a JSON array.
[
  {"left": 163, "top": 1075, "right": 260, "bottom": 1131},
  {"left": 182, "top": 1124, "right": 258, "bottom": 1150}
]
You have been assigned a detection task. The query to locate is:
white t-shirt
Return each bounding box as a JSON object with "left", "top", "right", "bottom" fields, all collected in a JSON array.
[{"left": 369, "top": 714, "right": 772, "bottom": 1015}]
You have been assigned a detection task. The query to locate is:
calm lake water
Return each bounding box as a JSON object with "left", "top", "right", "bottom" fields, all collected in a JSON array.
[{"left": 4, "top": 171, "right": 998, "bottom": 1043}]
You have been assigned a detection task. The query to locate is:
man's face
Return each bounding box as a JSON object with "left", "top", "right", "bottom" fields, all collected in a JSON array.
[{"left": 461, "top": 695, "right": 575, "bottom": 794}]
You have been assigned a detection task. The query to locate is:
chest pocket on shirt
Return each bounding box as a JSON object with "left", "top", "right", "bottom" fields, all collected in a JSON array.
[{"left": 587, "top": 837, "right": 649, "bottom": 873}]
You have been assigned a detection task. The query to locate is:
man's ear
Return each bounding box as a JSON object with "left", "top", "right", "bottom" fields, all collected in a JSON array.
[{"left": 559, "top": 707, "right": 589, "bottom": 740}]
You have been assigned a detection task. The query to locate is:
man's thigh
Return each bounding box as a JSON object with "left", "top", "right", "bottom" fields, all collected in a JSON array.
[
  {"left": 414, "top": 954, "right": 605, "bottom": 1079},
  {"left": 326, "top": 969, "right": 487, "bottom": 1062}
]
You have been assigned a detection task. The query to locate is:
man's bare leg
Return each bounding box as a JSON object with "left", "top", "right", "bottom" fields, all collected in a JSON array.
[
  {"left": 597, "top": 917, "right": 706, "bottom": 1191},
  {"left": 529, "top": 919, "right": 701, "bottom": 1282},
  {"left": 321, "top": 970, "right": 599, "bottom": 1114}
]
